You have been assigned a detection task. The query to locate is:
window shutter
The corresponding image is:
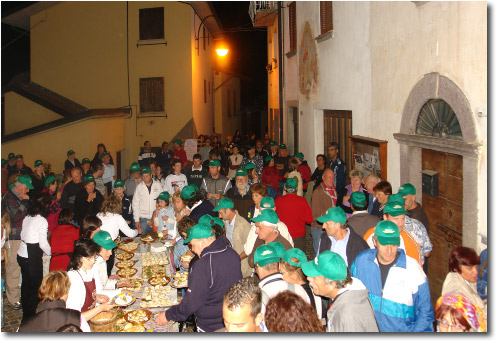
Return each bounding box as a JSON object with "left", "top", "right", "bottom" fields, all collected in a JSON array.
[
  {"left": 140, "top": 77, "right": 164, "bottom": 113},
  {"left": 139, "top": 7, "right": 164, "bottom": 40},
  {"left": 289, "top": 2, "right": 297, "bottom": 51},
  {"left": 320, "top": 2, "right": 333, "bottom": 35}
]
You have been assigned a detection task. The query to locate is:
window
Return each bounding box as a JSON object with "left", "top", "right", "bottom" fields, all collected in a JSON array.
[
  {"left": 227, "top": 90, "right": 232, "bottom": 117},
  {"left": 320, "top": 2, "right": 333, "bottom": 35},
  {"left": 204, "top": 79, "right": 207, "bottom": 103},
  {"left": 416, "top": 99, "right": 462, "bottom": 139},
  {"left": 289, "top": 2, "right": 297, "bottom": 51},
  {"left": 140, "top": 77, "right": 164, "bottom": 113},
  {"left": 139, "top": 7, "right": 164, "bottom": 40}
]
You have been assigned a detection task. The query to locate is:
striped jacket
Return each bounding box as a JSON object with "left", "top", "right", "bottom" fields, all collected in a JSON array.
[{"left": 350, "top": 248, "right": 434, "bottom": 332}]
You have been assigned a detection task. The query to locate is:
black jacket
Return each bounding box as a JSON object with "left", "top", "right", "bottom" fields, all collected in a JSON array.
[
  {"left": 18, "top": 300, "right": 81, "bottom": 332},
  {"left": 73, "top": 189, "right": 104, "bottom": 226},
  {"left": 64, "top": 158, "right": 81, "bottom": 170},
  {"left": 60, "top": 181, "right": 84, "bottom": 210},
  {"left": 317, "top": 227, "right": 369, "bottom": 267},
  {"left": 189, "top": 200, "right": 215, "bottom": 223}
]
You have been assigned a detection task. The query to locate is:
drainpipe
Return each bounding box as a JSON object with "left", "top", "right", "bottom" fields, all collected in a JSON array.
[{"left": 278, "top": 2, "right": 284, "bottom": 143}]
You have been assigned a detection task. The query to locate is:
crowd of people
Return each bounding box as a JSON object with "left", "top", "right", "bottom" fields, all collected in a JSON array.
[{"left": 1, "top": 133, "right": 487, "bottom": 333}]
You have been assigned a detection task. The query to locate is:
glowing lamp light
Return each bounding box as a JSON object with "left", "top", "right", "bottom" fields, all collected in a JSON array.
[{"left": 216, "top": 48, "right": 229, "bottom": 57}]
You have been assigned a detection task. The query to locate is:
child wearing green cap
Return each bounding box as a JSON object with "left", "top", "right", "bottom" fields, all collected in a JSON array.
[{"left": 153, "top": 192, "right": 175, "bottom": 237}]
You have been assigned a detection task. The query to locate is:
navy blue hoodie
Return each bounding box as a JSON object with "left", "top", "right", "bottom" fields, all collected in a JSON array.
[{"left": 166, "top": 237, "right": 242, "bottom": 331}]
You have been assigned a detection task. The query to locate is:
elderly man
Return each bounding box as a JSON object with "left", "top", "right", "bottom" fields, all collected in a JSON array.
[
  {"left": 275, "top": 178, "right": 312, "bottom": 253},
  {"left": 240, "top": 143, "right": 263, "bottom": 176},
  {"left": 351, "top": 220, "right": 434, "bottom": 332},
  {"left": 398, "top": 183, "right": 429, "bottom": 234},
  {"left": 225, "top": 168, "right": 254, "bottom": 221},
  {"left": 327, "top": 142, "right": 346, "bottom": 192},
  {"left": 138, "top": 140, "right": 156, "bottom": 167},
  {"left": 364, "top": 174, "right": 381, "bottom": 218},
  {"left": 10, "top": 155, "right": 33, "bottom": 177},
  {"left": 310, "top": 168, "right": 337, "bottom": 257},
  {"left": 172, "top": 139, "right": 188, "bottom": 167},
  {"left": 60, "top": 167, "right": 84, "bottom": 210},
  {"left": 124, "top": 162, "right": 141, "bottom": 199},
  {"left": 156, "top": 141, "right": 173, "bottom": 175},
  {"left": 156, "top": 223, "right": 242, "bottom": 332},
  {"left": 101, "top": 151, "right": 116, "bottom": 195},
  {"left": 303, "top": 251, "right": 379, "bottom": 332},
  {"left": 248, "top": 209, "right": 292, "bottom": 268},
  {"left": 201, "top": 159, "right": 231, "bottom": 207},
  {"left": 132, "top": 166, "right": 161, "bottom": 235},
  {"left": 219, "top": 277, "right": 266, "bottom": 332},
  {"left": 214, "top": 198, "right": 252, "bottom": 277},
  {"left": 64, "top": 150, "right": 81, "bottom": 170},
  {"left": 316, "top": 207, "right": 369, "bottom": 267},
  {"left": 2, "top": 174, "right": 33, "bottom": 310},
  {"left": 268, "top": 141, "right": 278, "bottom": 157},
  {"left": 347, "top": 192, "right": 380, "bottom": 238}
]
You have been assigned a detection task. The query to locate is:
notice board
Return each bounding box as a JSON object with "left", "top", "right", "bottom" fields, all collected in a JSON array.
[{"left": 349, "top": 135, "right": 388, "bottom": 181}]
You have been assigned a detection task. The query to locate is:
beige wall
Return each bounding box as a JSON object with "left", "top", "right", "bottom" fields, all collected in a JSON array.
[
  {"left": 2, "top": 117, "right": 126, "bottom": 175},
  {"left": 214, "top": 72, "right": 241, "bottom": 139},
  {"left": 3, "top": 91, "right": 63, "bottom": 135}
]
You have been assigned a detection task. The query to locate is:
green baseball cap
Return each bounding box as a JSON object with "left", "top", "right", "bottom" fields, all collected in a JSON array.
[
  {"left": 198, "top": 214, "right": 215, "bottom": 226},
  {"left": 8, "top": 183, "right": 15, "bottom": 191},
  {"left": 113, "top": 179, "right": 125, "bottom": 188},
  {"left": 374, "top": 220, "right": 400, "bottom": 246},
  {"left": 130, "top": 162, "right": 140, "bottom": 173},
  {"left": 254, "top": 244, "right": 280, "bottom": 267},
  {"left": 260, "top": 196, "right": 275, "bottom": 210},
  {"left": 302, "top": 251, "right": 348, "bottom": 281},
  {"left": 141, "top": 166, "right": 152, "bottom": 174},
  {"left": 294, "top": 152, "right": 304, "bottom": 160},
  {"left": 17, "top": 174, "right": 34, "bottom": 189},
  {"left": 16, "top": 154, "right": 23, "bottom": 159},
  {"left": 235, "top": 168, "right": 248, "bottom": 177},
  {"left": 8, "top": 153, "right": 15, "bottom": 159},
  {"left": 34, "top": 160, "right": 43, "bottom": 167},
  {"left": 67, "top": 150, "right": 75, "bottom": 156},
  {"left": 244, "top": 163, "right": 255, "bottom": 170},
  {"left": 173, "top": 139, "right": 182, "bottom": 145},
  {"left": 317, "top": 207, "right": 347, "bottom": 224},
  {"left": 99, "top": 152, "right": 109, "bottom": 159},
  {"left": 279, "top": 144, "right": 287, "bottom": 149},
  {"left": 212, "top": 217, "right": 225, "bottom": 228},
  {"left": 1, "top": 159, "right": 7, "bottom": 167},
  {"left": 209, "top": 159, "right": 221, "bottom": 167},
  {"left": 180, "top": 185, "right": 197, "bottom": 199},
  {"left": 285, "top": 178, "right": 297, "bottom": 190},
  {"left": 270, "top": 141, "right": 278, "bottom": 147},
  {"left": 93, "top": 230, "right": 117, "bottom": 250},
  {"left": 44, "top": 175, "right": 57, "bottom": 186},
  {"left": 398, "top": 183, "right": 416, "bottom": 196},
  {"left": 388, "top": 193, "right": 405, "bottom": 205},
  {"left": 83, "top": 175, "right": 95, "bottom": 183},
  {"left": 184, "top": 223, "right": 215, "bottom": 243},
  {"left": 282, "top": 248, "right": 307, "bottom": 268},
  {"left": 350, "top": 192, "right": 366, "bottom": 208},
  {"left": 82, "top": 158, "right": 90, "bottom": 165},
  {"left": 383, "top": 200, "right": 407, "bottom": 216},
  {"left": 267, "top": 241, "right": 286, "bottom": 259},
  {"left": 156, "top": 191, "right": 170, "bottom": 202},
  {"left": 213, "top": 197, "right": 234, "bottom": 212},
  {"left": 264, "top": 156, "right": 273, "bottom": 163},
  {"left": 252, "top": 208, "right": 279, "bottom": 224}
]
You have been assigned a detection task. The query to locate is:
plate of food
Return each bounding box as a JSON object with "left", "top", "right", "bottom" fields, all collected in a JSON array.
[
  {"left": 116, "top": 267, "right": 138, "bottom": 278},
  {"left": 119, "top": 323, "right": 145, "bottom": 332},
  {"left": 126, "top": 278, "right": 144, "bottom": 292},
  {"left": 140, "top": 287, "right": 176, "bottom": 308},
  {"left": 116, "top": 252, "right": 134, "bottom": 261},
  {"left": 118, "top": 241, "right": 139, "bottom": 253},
  {"left": 141, "top": 234, "right": 156, "bottom": 244},
  {"left": 180, "top": 254, "right": 194, "bottom": 262},
  {"left": 142, "top": 265, "right": 167, "bottom": 279},
  {"left": 124, "top": 309, "right": 153, "bottom": 324},
  {"left": 171, "top": 271, "right": 188, "bottom": 288},
  {"left": 112, "top": 292, "right": 136, "bottom": 307},
  {"left": 115, "top": 259, "right": 136, "bottom": 269},
  {"left": 148, "top": 276, "right": 171, "bottom": 287}
]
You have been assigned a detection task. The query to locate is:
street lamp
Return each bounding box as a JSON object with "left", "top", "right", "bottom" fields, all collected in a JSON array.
[{"left": 216, "top": 47, "right": 228, "bottom": 57}]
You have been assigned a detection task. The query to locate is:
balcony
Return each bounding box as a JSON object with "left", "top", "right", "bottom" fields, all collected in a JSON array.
[{"left": 249, "top": 1, "right": 278, "bottom": 27}]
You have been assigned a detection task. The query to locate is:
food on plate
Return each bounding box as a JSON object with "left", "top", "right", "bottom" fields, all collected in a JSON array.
[
  {"left": 124, "top": 309, "right": 152, "bottom": 324},
  {"left": 117, "top": 267, "right": 137, "bottom": 278},
  {"left": 126, "top": 278, "right": 144, "bottom": 291},
  {"left": 115, "top": 259, "right": 136, "bottom": 268},
  {"left": 118, "top": 241, "right": 139, "bottom": 253},
  {"left": 116, "top": 252, "right": 134, "bottom": 261},
  {"left": 142, "top": 265, "right": 167, "bottom": 279},
  {"left": 113, "top": 293, "right": 136, "bottom": 306},
  {"left": 180, "top": 254, "right": 193, "bottom": 262},
  {"left": 141, "top": 252, "right": 169, "bottom": 266},
  {"left": 140, "top": 286, "right": 176, "bottom": 308},
  {"left": 148, "top": 276, "right": 170, "bottom": 286}
]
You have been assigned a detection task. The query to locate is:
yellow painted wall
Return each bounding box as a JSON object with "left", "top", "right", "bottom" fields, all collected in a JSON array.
[
  {"left": 2, "top": 118, "right": 125, "bottom": 175},
  {"left": 3, "top": 91, "right": 63, "bottom": 135}
]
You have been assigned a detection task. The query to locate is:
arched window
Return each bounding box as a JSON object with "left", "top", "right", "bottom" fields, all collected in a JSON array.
[{"left": 416, "top": 99, "right": 463, "bottom": 139}]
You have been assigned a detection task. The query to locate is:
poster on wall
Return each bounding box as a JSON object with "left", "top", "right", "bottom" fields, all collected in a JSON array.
[
  {"left": 350, "top": 136, "right": 388, "bottom": 181},
  {"left": 184, "top": 139, "right": 198, "bottom": 161}
]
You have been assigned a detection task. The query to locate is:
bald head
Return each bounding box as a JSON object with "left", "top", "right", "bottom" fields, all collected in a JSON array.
[
  {"left": 322, "top": 168, "right": 335, "bottom": 188},
  {"left": 364, "top": 174, "right": 380, "bottom": 194}
]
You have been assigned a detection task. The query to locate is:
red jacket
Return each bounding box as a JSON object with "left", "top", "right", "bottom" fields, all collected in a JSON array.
[
  {"left": 49, "top": 224, "right": 80, "bottom": 272},
  {"left": 275, "top": 194, "right": 313, "bottom": 239},
  {"left": 261, "top": 165, "right": 283, "bottom": 191},
  {"left": 298, "top": 163, "right": 312, "bottom": 191},
  {"left": 172, "top": 148, "right": 188, "bottom": 167}
]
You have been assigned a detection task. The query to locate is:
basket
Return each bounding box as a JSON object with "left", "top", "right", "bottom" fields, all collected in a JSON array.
[{"left": 89, "top": 310, "right": 118, "bottom": 332}]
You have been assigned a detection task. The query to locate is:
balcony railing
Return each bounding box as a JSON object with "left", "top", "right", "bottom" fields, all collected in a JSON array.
[{"left": 249, "top": 1, "right": 277, "bottom": 25}]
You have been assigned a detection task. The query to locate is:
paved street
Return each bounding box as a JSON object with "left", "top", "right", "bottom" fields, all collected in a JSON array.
[{"left": 1, "top": 265, "right": 22, "bottom": 332}]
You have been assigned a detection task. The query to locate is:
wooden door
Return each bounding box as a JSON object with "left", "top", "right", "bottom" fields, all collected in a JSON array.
[
  {"left": 324, "top": 110, "right": 352, "bottom": 182},
  {"left": 422, "top": 149, "right": 463, "bottom": 306}
]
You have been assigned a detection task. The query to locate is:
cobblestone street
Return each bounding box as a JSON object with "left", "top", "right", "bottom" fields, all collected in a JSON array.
[{"left": 1, "top": 265, "right": 23, "bottom": 332}]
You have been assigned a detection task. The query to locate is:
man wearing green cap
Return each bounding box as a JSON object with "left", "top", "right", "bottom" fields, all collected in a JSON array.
[
  {"left": 225, "top": 168, "right": 254, "bottom": 221},
  {"left": 398, "top": 183, "right": 430, "bottom": 236},
  {"left": 156, "top": 223, "right": 242, "bottom": 332},
  {"left": 214, "top": 198, "right": 252, "bottom": 277},
  {"left": 132, "top": 166, "right": 162, "bottom": 235},
  {"left": 64, "top": 150, "right": 81, "bottom": 170},
  {"left": 302, "top": 251, "right": 378, "bottom": 332},
  {"left": 275, "top": 178, "right": 312, "bottom": 253},
  {"left": 10, "top": 154, "right": 33, "bottom": 177},
  {"left": 138, "top": 140, "right": 156, "bottom": 167},
  {"left": 164, "top": 159, "right": 188, "bottom": 194},
  {"left": 351, "top": 221, "right": 434, "bottom": 332},
  {"left": 60, "top": 167, "right": 83, "bottom": 210},
  {"left": 248, "top": 209, "right": 292, "bottom": 268},
  {"left": 269, "top": 141, "right": 278, "bottom": 158},
  {"left": 124, "top": 162, "right": 142, "bottom": 200},
  {"left": 172, "top": 139, "right": 188, "bottom": 167},
  {"left": 2, "top": 174, "right": 33, "bottom": 309},
  {"left": 346, "top": 191, "right": 380, "bottom": 238},
  {"left": 316, "top": 207, "right": 369, "bottom": 267},
  {"left": 201, "top": 158, "right": 232, "bottom": 207}
]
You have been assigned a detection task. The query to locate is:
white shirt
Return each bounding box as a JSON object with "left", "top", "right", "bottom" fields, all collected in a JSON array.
[
  {"left": 102, "top": 163, "right": 115, "bottom": 185},
  {"left": 163, "top": 173, "right": 188, "bottom": 194},
  {"left": 225, "top": 214, "right": 237, "bottom": 246},
  {"left": 17, "top": 215, "right": 51, "bottom": 258},
  {"left": 243, "top": 220, "right": 294, "bottom": 255},
  {"left": 97, "top": 212, "right": 138, "bottom": 240},
  {"left": 94, "top": 256, "right": 121, "bottom": 299}
]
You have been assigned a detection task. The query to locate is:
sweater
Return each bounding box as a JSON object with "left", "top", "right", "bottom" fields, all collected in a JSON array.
[
  {"left": 261, "top": 165, "right": 283, "bottom": 191},
  {"left": 297, "top": 161, "right": 312, "bottom": 191},
  {"left": 275, "top": 194, "right": 313, "bottom": 239},
  {"left": 18, "top": 300, "right": 82, "bottom": 332},
  {"left": 311, "top": 183, "right": 335, "bottom": 228}
]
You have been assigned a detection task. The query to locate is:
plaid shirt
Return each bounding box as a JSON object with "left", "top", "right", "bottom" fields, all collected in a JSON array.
[
  {"left": 2, "top": 189, "right": 30, "bottom": 239},
  {"left": 403, "top": 215, "right": 433, "bottom": 263}
]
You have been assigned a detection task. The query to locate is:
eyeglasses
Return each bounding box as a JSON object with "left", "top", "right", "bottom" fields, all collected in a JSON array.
[{"left": 437, "top": 319, "right": 466, "bottom": 332}]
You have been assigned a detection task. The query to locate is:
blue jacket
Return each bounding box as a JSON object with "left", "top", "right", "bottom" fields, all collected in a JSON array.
[
  {"left": 328, "top": 156, "right": 346, "bottom": 192},
  {"left": 350, "top": 248, "right": 434, "bottom": 332}
]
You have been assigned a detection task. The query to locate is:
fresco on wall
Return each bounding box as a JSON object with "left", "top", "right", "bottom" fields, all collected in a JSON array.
[{"left": 298, "top": 21, "right": 318, "bottom": 100}]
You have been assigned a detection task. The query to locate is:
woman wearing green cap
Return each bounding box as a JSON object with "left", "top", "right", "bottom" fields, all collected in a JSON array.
[
  {"left": 29, "top": 160, "right": 46, "bottom": 200},
  {"left": 73, "top": 175, "right": 104, "bottom": 226}
]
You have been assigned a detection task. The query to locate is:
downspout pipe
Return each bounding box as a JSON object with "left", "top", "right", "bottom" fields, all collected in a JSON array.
[{"left": 278, "top": 2, "right": 284, "bottom": 143}]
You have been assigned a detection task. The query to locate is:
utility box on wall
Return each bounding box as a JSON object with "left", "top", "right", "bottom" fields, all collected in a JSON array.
[{"left": 421, "top": 169, "right": 439, "bottom": 196}]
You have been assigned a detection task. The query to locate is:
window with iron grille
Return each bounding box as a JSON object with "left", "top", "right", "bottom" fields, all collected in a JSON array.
[
  {"left": 289, "top": 2, "right": 297, "bottom": 51},
  {"left": 320, "top": 2, "right": 333, "bottom": 35},
  {"left": 140, "top": 77, "right": 164, "bottom": 113},
  {"left": 139, "top": 7, "right": 164, "bottom": 40}
]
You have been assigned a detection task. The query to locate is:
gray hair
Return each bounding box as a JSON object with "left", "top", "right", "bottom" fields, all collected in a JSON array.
[
  {"left": 285, "top": 187, "right": 297, "bottom": 194},
  {"left": 262, "top": 221, "right": 278, "bottom": 231}
]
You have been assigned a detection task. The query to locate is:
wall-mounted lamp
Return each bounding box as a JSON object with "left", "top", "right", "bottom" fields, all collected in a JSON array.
[{"left": 216, "top": 48, "right": 229, "bottom": 57}]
